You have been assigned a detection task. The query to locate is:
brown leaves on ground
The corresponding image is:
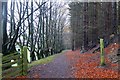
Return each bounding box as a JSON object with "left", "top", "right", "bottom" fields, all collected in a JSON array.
[
  {"left": 66, "top": 43, "right": 119, "bottom": 78},
  {"left": 2, "top": 76, "right": 28, "bottom": 80},
  {"left": 16, "top": 74, "right": 40, "bottom": 79}
]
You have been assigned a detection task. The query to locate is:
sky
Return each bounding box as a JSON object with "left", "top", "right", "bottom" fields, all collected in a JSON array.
[{"left": 6, "top": 0, "right": 70, "bottom": 37}]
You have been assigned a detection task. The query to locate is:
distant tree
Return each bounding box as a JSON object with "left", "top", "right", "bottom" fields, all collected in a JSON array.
[{"left": 69, "top": 2, "right": 84, "bottom": 50}]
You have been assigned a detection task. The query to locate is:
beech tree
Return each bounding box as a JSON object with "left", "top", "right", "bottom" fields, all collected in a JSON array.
[{"left": 1, "top": 0, "right": 67, "bottom": 61}]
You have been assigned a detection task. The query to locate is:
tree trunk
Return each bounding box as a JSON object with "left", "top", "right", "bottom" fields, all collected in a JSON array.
[
  {"left": 31, "top": 0, "right": 35, "bottom": 61},
  {"left": 0, "top": 1, "right": 2, "bottom": 53},
  {"left": 83, "top": 2, "right": 89, "bottom": 51},
  {"left": 2, "top": 2, "right": 8, "bottom": 55}
]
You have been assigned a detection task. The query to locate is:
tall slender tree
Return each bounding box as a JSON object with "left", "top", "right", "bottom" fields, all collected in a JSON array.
[
  {"left": 0, "top": 1, "right": 2, "bottom": 53},
  {"left": 30, "top": 0, "right": 35, "bottom": 61},
  {"left": 2, "top": 2, "right": 8, "bottom": 55}
]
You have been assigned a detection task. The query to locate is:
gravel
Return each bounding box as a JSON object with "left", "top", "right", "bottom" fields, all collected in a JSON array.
[{"left": 27, "top": 51, "right": 74, "bottom": 78}]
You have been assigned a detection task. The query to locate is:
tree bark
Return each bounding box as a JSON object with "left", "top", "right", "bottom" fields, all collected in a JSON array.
[
  {"left": 0, "top": 1, "right": 2, "bottom": 53},
  {"left": 2, "top": 2, "right": 8, "bottom": 55},
  {"left": 83, "top": 2, "right": 89, "bottom": 51},
  {"left": 30, "top": 0, "right": 35, "bottom": 61}
]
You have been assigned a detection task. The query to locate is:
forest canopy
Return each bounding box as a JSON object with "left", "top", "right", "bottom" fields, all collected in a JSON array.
[{"left": 69, "top": 2, "right": 118, "bottom": 52}]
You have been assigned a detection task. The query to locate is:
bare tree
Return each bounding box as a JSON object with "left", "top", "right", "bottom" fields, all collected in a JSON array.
[{"left": 3, "top": 0, "right": 67, "bottom": 61}]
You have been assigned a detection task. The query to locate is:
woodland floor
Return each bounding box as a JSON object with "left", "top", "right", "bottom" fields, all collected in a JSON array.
[{"left": 17, "top": 43, "right": 119, "bottom": 79}]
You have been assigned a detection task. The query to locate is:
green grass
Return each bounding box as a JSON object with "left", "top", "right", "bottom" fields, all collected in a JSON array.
[{"left": 28, "top": 50, "right": 67, "bottom": 69}]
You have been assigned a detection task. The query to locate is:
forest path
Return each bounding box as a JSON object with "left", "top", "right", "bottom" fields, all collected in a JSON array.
[
  {"left": 27, "top": 50, "right": 76, "bottom": 78},
  {"left": 27, "top": 43, "right": 119, "bottom": 78}
]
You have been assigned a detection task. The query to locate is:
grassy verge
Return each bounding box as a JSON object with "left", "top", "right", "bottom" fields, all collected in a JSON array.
[{"left": 28, "top": 50, "right": 67, "bottom": 69}]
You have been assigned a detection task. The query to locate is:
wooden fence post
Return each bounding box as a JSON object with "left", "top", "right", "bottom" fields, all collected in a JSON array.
[
  {"left": 100, "top": 39, "right": 105, "bottom": 66},
  {"left": 0, "top": 53, "right": 2, "bottom": 80},
  {"left": 22, "top": 46, "right": 28, "bottom": 75}
]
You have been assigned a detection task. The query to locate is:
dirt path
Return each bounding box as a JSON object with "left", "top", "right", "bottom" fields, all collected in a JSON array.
[{"left": 27, "top": 50, "right": 75, "bottom": 78}]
